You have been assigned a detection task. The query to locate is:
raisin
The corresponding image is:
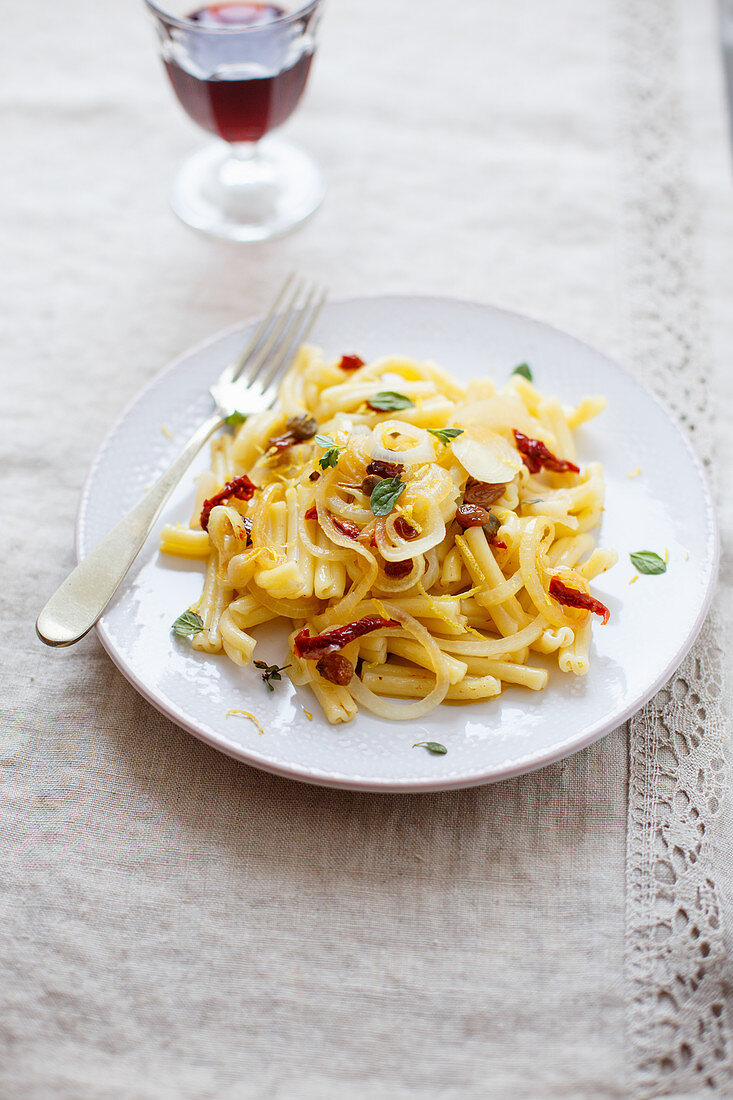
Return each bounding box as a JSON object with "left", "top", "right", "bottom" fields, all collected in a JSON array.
[
  {"left": 366, "top": 459, "right": 403, "bottom": 479},
  {"left": 463, "top": 479, "right": 505, "bottom": 508},
  {"left": 394, "top": 516, "right": 418, "bottom": 540},
  {"left": 316, "top": 652, "right": 354, "bottom": 685},
  {"left": 456, "top": 502, "right": 489, "bottom": 529},
  {"left": 309, "top": 471, "right": 320, "bottom": 481},
  {"left": 384, "top": 558, "right": 413, "bottom": 578}
]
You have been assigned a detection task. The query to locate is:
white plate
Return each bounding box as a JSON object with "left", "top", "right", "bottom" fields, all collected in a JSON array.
[{"left": 78, "top": 296, "right": 719, "bottom": 792}]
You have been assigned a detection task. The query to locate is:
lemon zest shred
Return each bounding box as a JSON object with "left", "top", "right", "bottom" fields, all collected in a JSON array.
[
  {"left": 226, "top": 709, "right": 264, "bottom": 736},
  {"left": 664, "top": 547, "right": 669, "bottom": 564},
  {"left": 161, "top": 423, "right": 174, "bottom": 440},
  {"left": 454, "top": 535, "right": 484, "bottom": 587},
  {"left": 302, "top": 708, "right": 313, "bottom": 721},
  {"left": 435, "top": 585, "right": 481, "bottom": 603},
  {"left": 415, "top": 580, "right": 484, "bottom": 637},
  {"left": 628, "top": 466, "right": 642, "bottom": 478},
  {"left": 369, "top": 595, "right": 392, "bottom": 623},
  {"left": 629, "top": 574, "right": 639, "bottom": 584},
  {"left": 394, "top": 501, "right": 423, "bottom": 533}
]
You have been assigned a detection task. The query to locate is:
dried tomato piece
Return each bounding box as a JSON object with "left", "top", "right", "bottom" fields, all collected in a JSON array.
[
  {"left": 513, "top": 430, "right": 579, "bottom": 474},
  {"left": 304, "top": 508, "right": 364, "bottom": 540},
  {"left": 316, "top": 652, "right": 354, "bottom": 685},
  {"left": 394, "top": 516, "right": 418, "bottom": 540},
  {"left": 332, "top": 516, "right": 361, "bottom": 540},
  {"left": 267, "top": 416, "right": 318, "bottom": 454},
  {"left": 383, "top": 558, "right": 413, "bottom": 578},
  {"left": 549, "top": 577, "right": 610, "bottom": 625},
  {"left": 267, "top": 431, "right": 298, "bottom": 454},
  {"left": 294, "top": 616, "right": 399, "bottom": 660},
  {"left": 463, "top": 479, "right": 505, "bottom": 508},
  {"left": 366, "top": 459, "right": 403, "bottom": 479},
  {"left": 200, "top": 475, "right": 257, "bottom": 532},
  {"left": 456, "top": 502, "right": 489, "bottom": 529},
  {"left": 338, "top": 354, "right": 365, "bottom": 372}
]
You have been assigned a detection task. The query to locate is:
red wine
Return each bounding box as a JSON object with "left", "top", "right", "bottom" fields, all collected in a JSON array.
[{"left": 165, "top": 3, "right": 313, "bottom": 143}]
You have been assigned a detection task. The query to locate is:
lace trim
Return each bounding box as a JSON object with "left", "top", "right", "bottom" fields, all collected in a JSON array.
[{"left": 620, "top": 1, "right": 732, "bottom": 1094}]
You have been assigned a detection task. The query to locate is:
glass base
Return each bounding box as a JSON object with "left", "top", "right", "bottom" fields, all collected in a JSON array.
[{"left": 171, "top": 137, "right": 325, "bottom": 243}]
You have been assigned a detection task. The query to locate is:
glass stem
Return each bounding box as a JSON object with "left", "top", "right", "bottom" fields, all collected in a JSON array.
[{"left": 230, "top": 141, "right": 259, "bottom": 163}]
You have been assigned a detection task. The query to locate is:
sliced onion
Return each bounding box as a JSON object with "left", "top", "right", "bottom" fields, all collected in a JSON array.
[
  {"left": 377, "top": 507, "right": 446, "bottom": 560},
  {"left": 368, "top": 421, "right": 435, "bottom": 467},
  {"left": 348, "top": 599, "right": 451, "bottom": 720}
]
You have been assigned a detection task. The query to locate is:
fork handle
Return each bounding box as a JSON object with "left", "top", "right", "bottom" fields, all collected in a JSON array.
[{"left": 36, "top": 412, "right": 224, "bottom": 647}]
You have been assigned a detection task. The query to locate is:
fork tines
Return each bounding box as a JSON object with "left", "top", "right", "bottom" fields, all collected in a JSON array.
[{"left": 230, "top": 275, "right": 327, "bottom": 395}]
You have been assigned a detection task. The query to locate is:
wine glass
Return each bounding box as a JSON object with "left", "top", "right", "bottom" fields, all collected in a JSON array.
[{"left": 144, "top": 1, "right": 325, "bottom": 242}]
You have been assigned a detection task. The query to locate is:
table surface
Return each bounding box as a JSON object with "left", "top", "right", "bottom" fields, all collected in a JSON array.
[{"left": 2, "top": 1, "right": 732, "bottom": 1097}]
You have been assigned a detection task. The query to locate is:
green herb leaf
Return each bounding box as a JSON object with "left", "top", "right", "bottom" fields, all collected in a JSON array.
[
  {"left": 428, "top": 427, "right": 464, "bottom": 446},
  {"left": 370, "top": 476, "right": 406, "bottom": 516},
  {"left": 319, "top": 447, "right": 340, "bottom": 470},
  {"left": 172, "top": 609, "right": 204, "bottom": 638},
  {"left": 314, "top": 434, "right": 341, "bottom": 470},
  {"left": 512, "top": 362, "right": 533, "bottom": 382},
  {"left": 629, "top": 550, "right": 667, "bottom": 575},
  {"left": 225, "top": 411, "right": 247, "bottom": 427},
  {"left": 253, "top": 660, "right": 291, "bottom": 692},
  {"left": 367, "top": 391, "right": 415, "bottom": 412},
  {"left": 413, "top": 741, "right": 448, "bottom": 755}
]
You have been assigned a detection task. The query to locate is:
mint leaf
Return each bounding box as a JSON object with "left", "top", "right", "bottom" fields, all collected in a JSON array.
[
  {"left": 319, "top": 447, "right": 340, "bottom": 470},
  {"left": 630, "top": 550, "right": 667, "bottom": 575},
  {"left": 428, "top": 427, "right": 464, "bottom": 446},
  {"left": 512, "top": 363, "right": 533, "bottom": 382},
  {"left": 366, "top": 391, "right": 415, "bottom": 412},
  {"left": 225, "top": 411, "right": 247, "bottom": 427},
  {"left": 172, "top": 610, "right": 204, "bottom": 638},
  {"left": 370, "top": 476, "right": 406, "bottom": 516},
  {"left": 413, "top": 741, "right": 447, "bottom": 755},
  {"left": 314, "top": 434, "right": 341, "bottom": 470}
]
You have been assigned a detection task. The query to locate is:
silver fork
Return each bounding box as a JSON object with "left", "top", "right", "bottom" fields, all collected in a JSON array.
[{"left": 36, "top": 275, "right": 327, "bottom": 647}]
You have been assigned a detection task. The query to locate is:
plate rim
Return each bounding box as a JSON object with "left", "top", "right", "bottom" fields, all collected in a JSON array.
[{"left": 77, "top": 293, "right": 720, "bottom": 792}]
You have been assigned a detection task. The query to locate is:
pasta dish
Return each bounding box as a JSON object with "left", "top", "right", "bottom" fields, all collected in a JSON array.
[{"left": 161, "top": 347, "right": 616, "bottom": 724}]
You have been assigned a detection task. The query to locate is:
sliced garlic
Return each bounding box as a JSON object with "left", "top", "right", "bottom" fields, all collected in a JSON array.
[{"left": 451, "top": 423, "right": 523, "bottom": 483}]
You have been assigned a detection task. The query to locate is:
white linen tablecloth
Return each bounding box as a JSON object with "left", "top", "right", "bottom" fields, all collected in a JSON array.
[{"left": 2, "top": 0, "right": 732, "bottom": 1096}]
